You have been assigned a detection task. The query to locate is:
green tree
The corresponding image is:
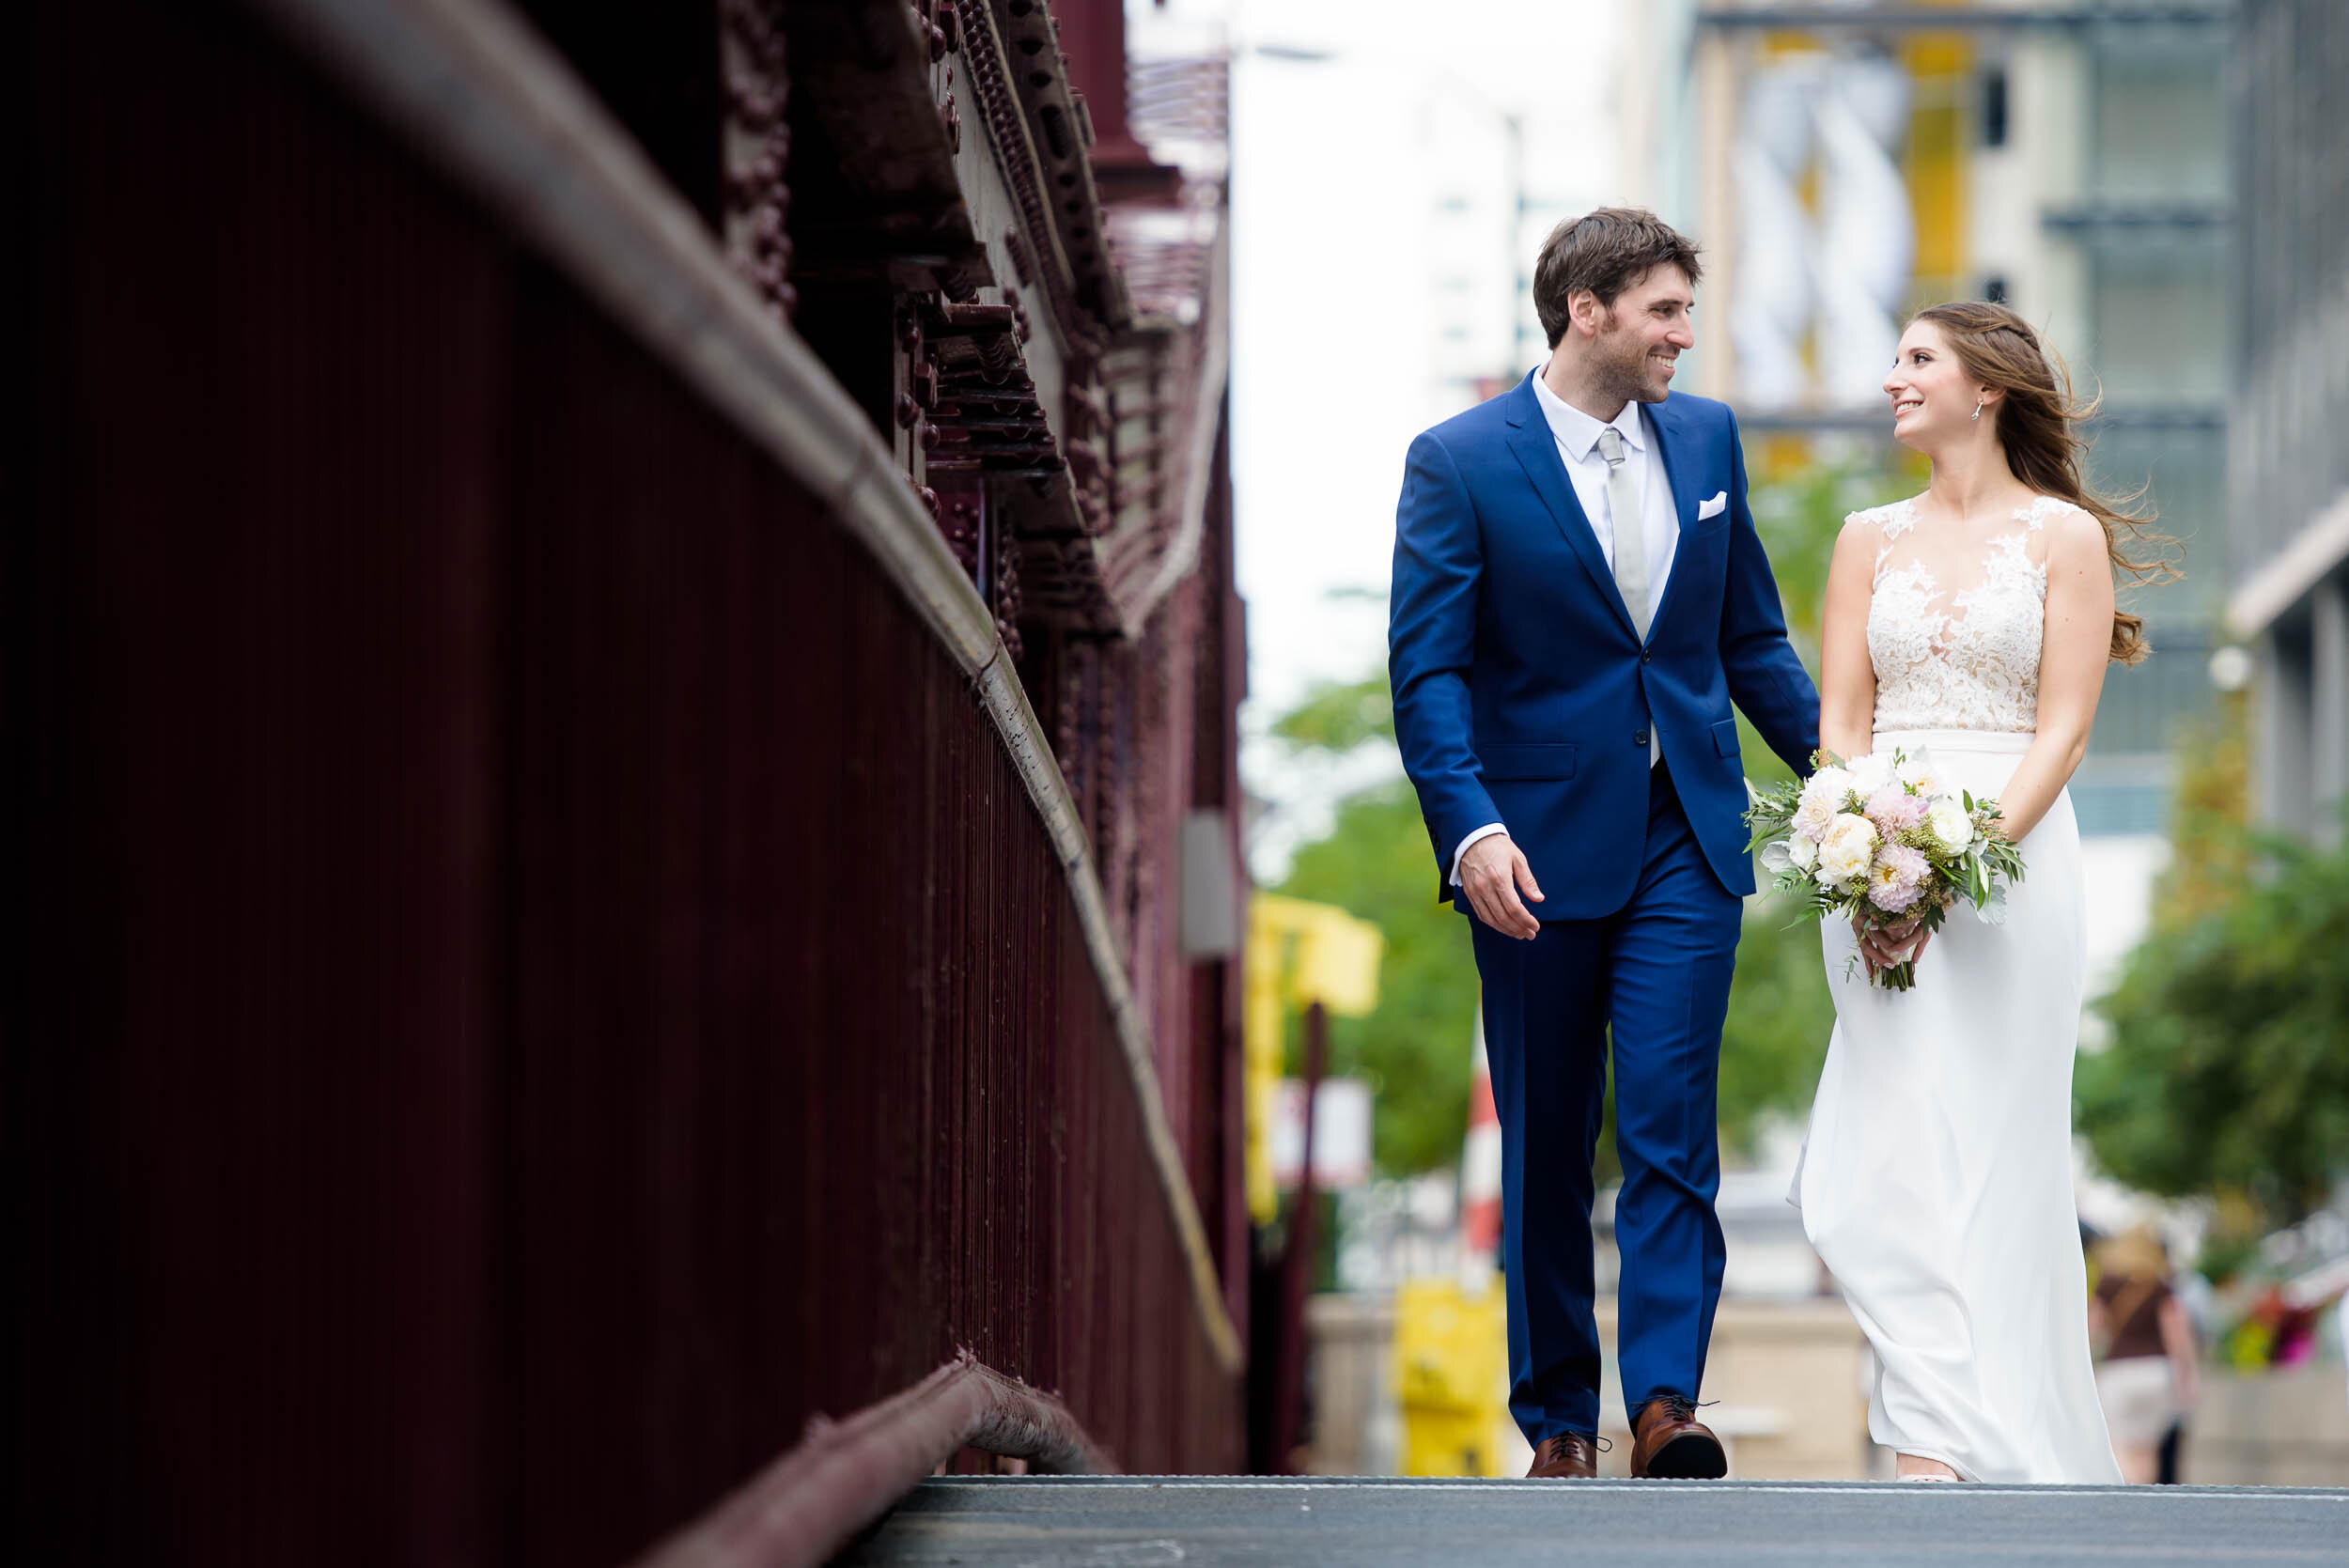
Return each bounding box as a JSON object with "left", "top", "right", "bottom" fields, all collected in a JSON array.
[
  {"left": 1717, "top": 895, "right": 1837, "bottom": 1157},
  {"left": 2155, "top": 697, "right": 2253, "bottom": 927},
  {"left": 2077, "top": 768, "right": 2349, "bottom": 1230},
  {"left": 1274, "top": 770, "right": 1482, "bottom": 1174}
]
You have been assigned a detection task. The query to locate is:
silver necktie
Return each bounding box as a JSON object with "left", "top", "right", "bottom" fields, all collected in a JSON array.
[{"left": 1596, "top": 424, "right": 1650, "bottom": 640}]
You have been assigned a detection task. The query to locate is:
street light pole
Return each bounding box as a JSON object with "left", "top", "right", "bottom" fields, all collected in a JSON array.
[{"left": 1503, "top": 106, "right": 1529, "bottom": 379}]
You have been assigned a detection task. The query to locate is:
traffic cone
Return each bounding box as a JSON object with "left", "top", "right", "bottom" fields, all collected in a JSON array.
[{"left": 1462, "top": 1001, "right": 1501, "bottom": 1269}]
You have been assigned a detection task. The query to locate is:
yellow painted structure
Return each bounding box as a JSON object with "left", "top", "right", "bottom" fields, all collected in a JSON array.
[
  {"left": 1392, "top": 1272, "right": 1513, "bottom": 1476},
  {"left": 1243, "top": 893, "right": 1383, "bottom": 1225},
  {"left": 1903, "top": 32, "right": 1974, "bottom": 310}
]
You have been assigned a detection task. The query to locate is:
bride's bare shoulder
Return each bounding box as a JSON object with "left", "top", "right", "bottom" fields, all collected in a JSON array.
[
  {"left": 1826, "top": 496, "right": 1913, "bottom": 587},
  {"left": 2018, "top": 492, "right": 2101, "bottom": 536},
  {"left": 1841, "top": 493, "right": 1925, "bottom": 541},
  {"left": 2024, "top": 494, "right": 2111, "bottom": 571}
]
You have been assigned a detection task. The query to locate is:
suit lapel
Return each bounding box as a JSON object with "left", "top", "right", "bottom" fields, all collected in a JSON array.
[
  {"left": 1641, "top": 396, "right": 1705, "bottom": 641},
  {"left": 1504, "top": 374, "right": 1637, "bottom": 639}
]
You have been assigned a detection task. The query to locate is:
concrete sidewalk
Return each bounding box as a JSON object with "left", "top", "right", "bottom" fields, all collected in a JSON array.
[{"left": 841, "top": 1474, "right": 2348, "bottom": 1565}]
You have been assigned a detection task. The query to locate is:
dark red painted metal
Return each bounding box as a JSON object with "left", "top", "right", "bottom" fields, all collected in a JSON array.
[
  {"left": 23, "top": 4, "right": 1244, "bottom": 1564},
  {"left": 1271, "top": 1002, "right": 1331, "bottom": 1474},
  {"left": 636, "top": 1351, "right": 1108, "bottom": 1568},
  {"left": 1050, "top": 0, "right": 1143, "bottom": 165}
]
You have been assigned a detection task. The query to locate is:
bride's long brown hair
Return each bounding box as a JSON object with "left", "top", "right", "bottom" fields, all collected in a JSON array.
[{"left": 1912, "top": 302, "right": 2180, "bottom": 665}]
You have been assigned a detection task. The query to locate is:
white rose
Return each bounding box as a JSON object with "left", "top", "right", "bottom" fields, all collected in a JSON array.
[
  {"left": 1924, "top": 795, "right": 1974, "bottom": 854},
  {"left": 1847, "top": 752, "right": 1895, "bottom": 797},
  {"left": 1796, "top": 766, "right": 1854, "bottom": 838},
  {"left": 1789, "top": 833, "right": 1820, "bottom": 872},
  {"left": 1896, "top": 753, "right": 1943, "bottom": 798},
  {"left": 1818, "top": 813, "right": 1879, "bottom": 886}
]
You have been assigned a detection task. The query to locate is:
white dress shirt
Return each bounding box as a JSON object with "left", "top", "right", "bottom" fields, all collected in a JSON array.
[{"left": 1451, "top": 369, "right": 1683, "bottom": 887}]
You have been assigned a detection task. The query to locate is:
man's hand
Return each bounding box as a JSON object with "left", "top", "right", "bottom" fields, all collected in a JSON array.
[
  {"left": 1853, "top": 910, "right": 1930, "bottom": 977},
  {"left": 1461, "top": 834, "right": 1544, "bottom": 940}
]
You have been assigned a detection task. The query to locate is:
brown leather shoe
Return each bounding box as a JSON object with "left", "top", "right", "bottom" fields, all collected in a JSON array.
[
  {"left": 1629, "top": 1396, "right": 1726, "bottom": 1479},
  {"left": 1526, "top": 1432, "right": 1600, "bottom": 1479}
]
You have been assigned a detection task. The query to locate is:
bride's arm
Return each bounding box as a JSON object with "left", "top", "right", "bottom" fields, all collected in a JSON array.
[
  {"left": 1818, "top": 521, "right": 1878, "bottom": 764},
  {"left": 1822, "top": 523, "right": 1912, "bottom": 974},
  {"left": 1993, "top": 511, "right": 2116, "bottom": 843}
]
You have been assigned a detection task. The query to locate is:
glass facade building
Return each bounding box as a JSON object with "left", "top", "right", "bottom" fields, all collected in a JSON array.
[
  {"left": 2229, "top": 0, "right": 2349, "bottom": 839},
  {"left": 2055, "top": 17, "right": 2232, "bottom": 836},
  {"left": 1685, "top": 5, "right": 2243, "bottom": 838}
]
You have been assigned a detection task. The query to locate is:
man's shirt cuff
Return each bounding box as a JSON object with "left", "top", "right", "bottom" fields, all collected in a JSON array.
[{"left": 1451, "top": 822, "right": 1509, "bottom": 886}]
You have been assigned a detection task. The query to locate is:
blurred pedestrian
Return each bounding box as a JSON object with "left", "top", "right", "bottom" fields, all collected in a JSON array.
[
  {"left": 2155, "top": 1263, "right": 2215, "bottom": 1483},
  {"left": 2090, "top": 1228, "right": 2201, "bottom": 1484}
]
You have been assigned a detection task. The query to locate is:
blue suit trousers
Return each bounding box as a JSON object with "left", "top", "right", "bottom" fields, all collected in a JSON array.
[{"left": 1468, "top": 763, "right": 1742, "bottom": 1443}]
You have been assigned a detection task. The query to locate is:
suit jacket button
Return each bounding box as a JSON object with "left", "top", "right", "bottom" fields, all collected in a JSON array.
[
  {"left": 1634, "top": 729, "right": 1649, "bottom": 746},
  {"left": 1641, "top": 649, "right": 1653, "bottom": 663}
]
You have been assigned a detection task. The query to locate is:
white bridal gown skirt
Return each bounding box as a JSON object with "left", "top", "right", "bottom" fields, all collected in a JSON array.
[{"left": 1790, "top": 729, "right": 2122, "bottom": 1484}]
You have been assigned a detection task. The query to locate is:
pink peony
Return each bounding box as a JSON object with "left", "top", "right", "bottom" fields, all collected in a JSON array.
[
  {"left": 1865, "top": 786, "right": 1926, "bottom": 834},
  {"left": 1867, "top": 844, "right": 1931, "bottom": 912}
]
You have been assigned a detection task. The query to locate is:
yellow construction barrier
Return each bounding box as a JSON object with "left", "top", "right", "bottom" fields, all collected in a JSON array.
[{"left": 1392, "top": 1273, "right": 1513, "bottom": 1477}]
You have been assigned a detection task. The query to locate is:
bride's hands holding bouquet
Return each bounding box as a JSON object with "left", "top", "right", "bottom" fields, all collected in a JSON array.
[
  {"left": 1746, "top": 747, "right": 2027, "bottom": 991},
  {"left": 1855, "top": 909, "right": 1929, "bottom": 980}
]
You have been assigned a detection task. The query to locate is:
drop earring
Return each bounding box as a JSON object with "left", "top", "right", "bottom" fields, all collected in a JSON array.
[{"left": 1971, "top": 396, "right": 1985, "bottom": 422}]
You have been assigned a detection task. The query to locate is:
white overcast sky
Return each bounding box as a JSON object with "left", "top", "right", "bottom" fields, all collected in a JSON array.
[{"left": 1134, "top": 0, "right": 1629, "bottom": 876}]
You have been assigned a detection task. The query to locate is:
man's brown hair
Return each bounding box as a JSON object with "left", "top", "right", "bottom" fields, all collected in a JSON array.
[{"left": 1532, "top": 208, "right": 1703, "bottom": 348}]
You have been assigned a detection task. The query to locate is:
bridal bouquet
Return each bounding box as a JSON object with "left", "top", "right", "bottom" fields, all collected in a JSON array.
[{"left": 1742, "top": 748, "right": 2026, "bottom": 992}]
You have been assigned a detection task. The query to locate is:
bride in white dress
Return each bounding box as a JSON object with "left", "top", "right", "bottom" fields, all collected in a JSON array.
[{"left": 1791, "top": 303, "right": 2173, "bottom": 1483}]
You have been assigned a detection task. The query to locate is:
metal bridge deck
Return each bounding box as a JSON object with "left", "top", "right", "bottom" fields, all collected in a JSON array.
[{"left": 840, "top": 1475, "right": 2348, "bottom": 1566}]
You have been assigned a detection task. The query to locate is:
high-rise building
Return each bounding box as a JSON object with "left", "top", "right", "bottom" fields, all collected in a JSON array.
[
  {"left": 1676, "top": 3, "right": 2234, "bottom": 846},
  {"left": 2227, "top": 0, "right": 2349, "bottom": 841}
]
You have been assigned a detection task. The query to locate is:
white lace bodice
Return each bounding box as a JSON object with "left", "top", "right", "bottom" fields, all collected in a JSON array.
[{"left": 1852, "top": 493, "right": 2077, "bottom": 735}]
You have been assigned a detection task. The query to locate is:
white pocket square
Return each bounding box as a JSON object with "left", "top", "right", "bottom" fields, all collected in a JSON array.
[{"left": 1697, "top": 490, "right": 1729, "bottom": 520}]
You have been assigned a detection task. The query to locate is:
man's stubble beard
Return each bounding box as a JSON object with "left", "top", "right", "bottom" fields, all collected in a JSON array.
[{"left": 1594, "top": 317, "right": 1665, "bottom": 408}]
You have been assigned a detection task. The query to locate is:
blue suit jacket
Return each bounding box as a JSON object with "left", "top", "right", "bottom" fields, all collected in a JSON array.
[{"left": 1389, "top": 373, "right": 1820, "bottom": 919}]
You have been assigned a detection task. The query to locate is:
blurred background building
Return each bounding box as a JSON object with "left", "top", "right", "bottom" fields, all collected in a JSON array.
[
  {"left": 1236, "top": 0, "right": 2345, "bottom": 1485},
  {"left": 1677, "top": 2, "right": 2235, "bottom": 997},
  {"left": 2227, "top": 0, "right": 2349, "bottom": 843}
]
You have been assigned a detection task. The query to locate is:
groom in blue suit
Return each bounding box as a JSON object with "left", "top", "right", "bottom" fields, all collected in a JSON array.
[{"left": 1390, "top": 210, "right": 1818, "bottom": 1479}]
